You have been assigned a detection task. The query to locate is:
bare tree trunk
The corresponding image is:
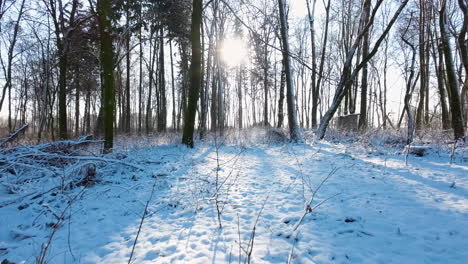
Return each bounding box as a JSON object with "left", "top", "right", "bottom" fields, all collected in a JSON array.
[
  {"left": 401, "top": 19, "right": 418, "bottom": 144},
  {"left": 358, "top": 0, "right": 371, "bottom": 130},
  {"left": 200, "top": 21, "right": 208, "bottom": 137},
  {"left": 170, "top": 40, "right": 177, "bottom": 130},
  {"left": 381, "top": 38, "right": 389, "bottom": 129},
  {"left": 125, "top": 10, "right": 131, "bottom": 134},
  {"left": 440, "top": 0, "right": 465, "bottom": 139},
  {"left": 263, "top": 43, "right": 269, "bottom": 127},
  {"left": 316, "top": 0, "right": 408, "bottom": 139},
  {"left": 182, "top": 0, "right": 203, "bottom": 147},
  {"left": 416, "top": 0, "right": 430, "bottom": 131},
  {"left": 158, "top": 27, "right": 167, "bottom": 132},
  {"left": 85, "top": 84, "right": 91, "bottom": 134},
  {"left": 431, "top": 26, "right": 451, "bottom": 130},
  {"left": 217, "top": 65, "right": 225, "bottom": 135},
  {"left": 139, "top": 12, "right": 143, "bottom": 133},
  {"left": 312, "top": 0, "right": 331, "bottom": 128},
  {"left": 278, "top": 0, "right": 302, "bottom": 141},
  {"left": 115, "top": 67, "right": 122, "bottom": 131},
  {"left": 251, "top": 76, "right": 257, "bottom": 125},
  {"left": 179, "top": 43, "right": 189, "bottom": 131},
  {"left": 458, "top": 0, "right": 468, "bottom": 126},
  {"left": 146, "top": 29, "right": 157, "bottom": 134},
  {"left": 211, "top": 61, "right": 218, "bottom": 131},
  {"left": 277, "top": 59, "right": 285, "bottom": 128},
  {"left": 98, "top": 0, "right": 115, "bottom": 153},
  {"left": 306, "top": 0, "right": 317, "bottom": 127},
  {"left": 8, "top": 79, "right": 12, "bottom": 131},
  {"left": 74, "top": 69, "right": 80, "bottom": 136},
  {"left": 49, "top": 0, "right": 78, "bottom": 140},
  {"left": 238, "top": 66, "right": 243, "bottom": 129}
]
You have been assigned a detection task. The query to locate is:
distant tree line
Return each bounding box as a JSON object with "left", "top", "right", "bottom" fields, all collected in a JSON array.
[{"left": 0, "top": 0, "right": 466, "bottom": 151}]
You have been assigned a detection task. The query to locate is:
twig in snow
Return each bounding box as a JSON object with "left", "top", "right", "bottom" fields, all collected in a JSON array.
[
  {"left": 286, "top": 231, "right": 300, "bottom": 264},
  {"left": 293, "top": 167, "right": 339, "bottom": 232},
  {"left": 211, "top": 136, "right": 244, "bottom": 229},
  {"left": 36, "top": 187, "right": 87, "bottom": 264},
  {"left": 288, "top": 145, "right": 320, "bottom": 198},
  {"left": 214, "top": 137, "right": 223, "bottom": 229},
  {"left": 128, "top": 180, "right": 158, "bottom": 264},
  {"left": 233, "top": 195, "right": 269, "bottom": 264},
  {"left": 237, "top": 213, "right": 242, "bottom": 264},
  {"left": 42, "top": 204, "right": 62, "bottom": 221},
  {"left": 67, "top": 202, "right": 76, "bottom": 261},
  {"left": 244, "top": 195, "right": 269, "bottom": 264}
]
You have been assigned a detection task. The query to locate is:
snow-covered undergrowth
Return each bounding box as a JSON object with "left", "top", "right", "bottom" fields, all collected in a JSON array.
[{"left": 1, "top": 131, "right": 467, "bottom": 263}]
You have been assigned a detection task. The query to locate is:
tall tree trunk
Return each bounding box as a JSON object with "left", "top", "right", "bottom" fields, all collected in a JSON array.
[
  {"left": 358, "top": 0, "right": 371, "bottom": 130},
  {"left": 238, "top": 66, "right": 243, "bottom": 129},
  {"left": 199, "top": 21, "right": 208, "bottom": 137},
  {"left": 263, "top": 42, "right": 269, "bottom": 126},
  {"left": 170, "top": 40, "right": 177, "bottom": 130},
  {"left": 401, "top": 22, "right": 418, "bottom": 144},
  {"left": 306, "top": 0, "right": 317, "bottom": 128},
  {"left": 182, "top": 0, "right": 203, "bottom": 147},
  {"left": 98, "top": 0, "right": 115, "bottom": 153},
  {"left": 316, "top": 0, "right": 408, "bottom": 139},
  {"left": 416, "top": 0, "right": 430, "bottom": 131},
  {"left": 211, "top": 61, "right": 218, "bottom": 131},
  {"left": 178, "top": 43, "right": 189, "bottom": 131},
  {"left": 277, "top": 62, "right": 285, "bottom": 128},
  {"left": 217, "top": 64, "right": 225, "bottom": 135},
  {"left": 85, "top": 85, "right": 91, "bottom": 134},
  {"left": 440, "top": 0, "right": 465, "bottom": 139},
  {"left": 57, "top": 40, "right": 68, "bottom": 139},
  {"left": 311, "top": 0, "right": 331, "bottom": 128},
  {"left": 146, "top": 30, "right": 157, "bottom": 134},
  {"left": 44, "top": 0, "right": 74, "bottom": 140},
  {"left": 437, "top": 56, "right": 451, "bottom": 130},
  {"left": 278, "top": 0, "right": 302, "bottom": 141},
  {"left": 139, "top": 11, "right": 143, "bottom": 133},
  {"left": 125, "top": 12, "right": 131, "bottom": 134},
  {"left": 158, "top": 27, "right": 167, "bottom": 132},
  {"left": 75, "top": 71, "right": 80, "bottom": 136},
  {"left": 431, "top": 27, "right": 451, "bottom": 130},
  {"left": 458, "top": 0, "right": 468, "bottom": 125}
]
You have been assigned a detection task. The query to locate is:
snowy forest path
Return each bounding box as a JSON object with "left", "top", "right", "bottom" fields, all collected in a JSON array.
[
  {"left": 96, "top": 142, "right": 468, "bottom": 264},
  {"left": 1, "top": 142, "right": 467, "bottom": 264}
]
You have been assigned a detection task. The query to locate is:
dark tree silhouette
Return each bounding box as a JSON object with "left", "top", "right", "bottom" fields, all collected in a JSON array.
[
  {"left": 182, "top": 0, "right": 203, "bottom": 147},
  {"left": 98, "top": 0, "right": 115, "bottom": 153}
]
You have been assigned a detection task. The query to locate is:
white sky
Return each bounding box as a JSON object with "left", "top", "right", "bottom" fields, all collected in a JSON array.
[{"left": 290, "top": 0, "right": 309, "bottom": 19}]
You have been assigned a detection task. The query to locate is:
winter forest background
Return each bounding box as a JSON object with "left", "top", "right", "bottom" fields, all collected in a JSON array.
[
  {"left": 0, "top": 0, "right": 466, "bottom": 146},
  {"left": 0, "top": 0, "right": 467, "bottom": 263}
]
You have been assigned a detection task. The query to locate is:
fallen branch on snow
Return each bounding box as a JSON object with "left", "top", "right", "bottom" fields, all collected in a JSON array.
[
  {"left": 292, "top": 167, "right": 340, "bottom": 231},
  {"left": 0, "top": 124, "right": 28, "bottom": 147}
]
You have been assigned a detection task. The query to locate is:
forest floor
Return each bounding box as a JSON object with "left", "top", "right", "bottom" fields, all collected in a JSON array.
[{"left": 1, "top": 130, "right": 467, "bottom": 264}]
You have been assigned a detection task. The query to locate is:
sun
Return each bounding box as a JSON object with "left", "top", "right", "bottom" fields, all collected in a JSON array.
[{"left": 220, "top": 37, "right": 247, "bottom": 68}]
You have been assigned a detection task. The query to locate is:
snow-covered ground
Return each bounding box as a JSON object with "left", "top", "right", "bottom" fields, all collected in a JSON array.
[{"left": 1, "top": 136, "right": 467, "bottom": 264}]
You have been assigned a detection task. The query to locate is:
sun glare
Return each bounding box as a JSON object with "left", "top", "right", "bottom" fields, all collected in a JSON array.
[{"left": 220, "top": 37, "right": 247, "bottom": 68}]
